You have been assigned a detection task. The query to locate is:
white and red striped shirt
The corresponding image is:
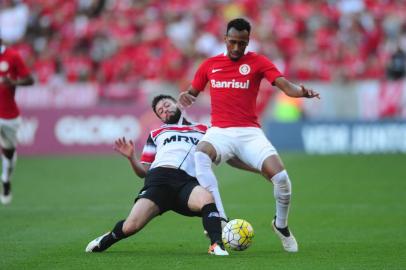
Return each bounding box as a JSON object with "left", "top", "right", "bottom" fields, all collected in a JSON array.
[{"left": 141, "top": 123, "right": 208, "bottom": 177}]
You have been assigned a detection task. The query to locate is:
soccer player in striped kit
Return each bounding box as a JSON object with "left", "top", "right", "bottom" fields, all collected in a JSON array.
[{"left": 86, "top": 95, "right": 230, "bottom": 255}]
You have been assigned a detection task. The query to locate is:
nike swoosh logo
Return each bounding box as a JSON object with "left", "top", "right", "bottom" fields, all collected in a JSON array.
[{"left": 212, "top": 68, "right": 222, "bottom": 73}]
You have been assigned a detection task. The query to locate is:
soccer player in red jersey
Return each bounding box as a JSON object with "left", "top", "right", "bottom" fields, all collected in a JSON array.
[
  {"left": 0, "top": 37, "right": 34, "bottom": 204},
  {"left": 178, "top": 18, "right": 320, "bottom": 252}
]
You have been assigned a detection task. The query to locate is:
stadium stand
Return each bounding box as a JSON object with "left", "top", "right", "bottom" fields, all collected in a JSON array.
[{"left": 1, "top": 0, "right": 406, "bottom": 97}]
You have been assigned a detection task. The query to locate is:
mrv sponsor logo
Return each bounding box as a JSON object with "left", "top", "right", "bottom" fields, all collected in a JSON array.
[
  {"left": 163, "top": 135, "right": 200, "bottom": 146},
  {"left": 55, "top": 115, "right": 140, "bottom": 145}
]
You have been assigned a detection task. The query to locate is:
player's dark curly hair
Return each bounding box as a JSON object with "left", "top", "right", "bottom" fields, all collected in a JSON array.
[
  {"left": 227, "top": 18, "right": 251, "bottom": 35},
  {"left": 151, "top": 94, "right": 176, "bottom": 114}
]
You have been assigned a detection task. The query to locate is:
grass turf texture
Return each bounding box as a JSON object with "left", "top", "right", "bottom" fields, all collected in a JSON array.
[{"left": 1, "top": 153, "right": 405, "bottom": 270}]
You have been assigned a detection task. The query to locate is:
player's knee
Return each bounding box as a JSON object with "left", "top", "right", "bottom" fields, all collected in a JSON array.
[
  {"left": 196, "top": 142, "right": 217, "bottom": 162},
  {"left": 122, "top": 219, "right": 142, "bottom": 236},
  {"left": 191, "top": 187, "right": 214, "bottom": 210},
  {"left": 262, "top": 156, "right": 285, "bottom": 180},
  {"left": 2, "top": 148, "right": 15, "bottom": 160},
  {"left": 200, "top": 189, "right": 215, "bottom": 206},
  {"left": 271, "top": 170, "right": 290, "bottom": 184},
  {"left": 271, "top": 170, "right": 292, "bottom": 197}
]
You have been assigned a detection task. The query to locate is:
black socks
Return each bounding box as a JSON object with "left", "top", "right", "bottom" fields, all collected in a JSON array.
[
  {"left": 98, "top": 219, "right": 127, "bottom": 251},
  {"left": 2, "top": 182, "right": 10, "bottom": 195},
  {"left": 202, "top": 203, "right": 222, "bottom": 244}
]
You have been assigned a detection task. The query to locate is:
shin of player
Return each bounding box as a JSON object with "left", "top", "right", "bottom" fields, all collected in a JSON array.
[
  {"left": 0, "top": 149, "right": 17, "bottom": 204},
  {"left": 194, "top": 150, "right": 228, "bottom": 221},
  {"left": 86, "top": 190, "right": 225, "bottom": 255}
]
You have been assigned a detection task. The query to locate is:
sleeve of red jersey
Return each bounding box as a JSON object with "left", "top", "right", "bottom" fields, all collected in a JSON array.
[
  {"left": 13, "top": 51, "right": 31, "bottom": 78},
  {"left": 191, "top": 59, "right": 210, "bottom": 92},
  {"left": 259, "top": 55, "right": 283, "bottom": 85},
  {"left": 140, "top": 134, "right": 156, "bottom": 164}
]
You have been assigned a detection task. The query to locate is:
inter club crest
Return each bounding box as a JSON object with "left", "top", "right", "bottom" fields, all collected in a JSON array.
[{"left": 239, "top": 64, "right": 250, "bottom": 75}]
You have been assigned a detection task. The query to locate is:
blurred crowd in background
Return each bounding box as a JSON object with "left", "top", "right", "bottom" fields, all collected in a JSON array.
[{"left": 1, "top": 0, "right": 406, "bottom": 91}]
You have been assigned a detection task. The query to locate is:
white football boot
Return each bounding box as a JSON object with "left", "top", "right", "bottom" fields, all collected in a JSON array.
[
  {"left": 85, "top": 232, "right": 109, "bottom": 252},
  {"left": 0, "top": 193, "right": 12, "bottom": 205},
  {"left": 208, "top": 242, "right": 229, "bottom": 256},
  {"left": 272, "top": 218, "right": 298, "bottom": 252}
]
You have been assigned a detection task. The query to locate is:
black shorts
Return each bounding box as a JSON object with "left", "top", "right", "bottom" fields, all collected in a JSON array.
[{"left": 135, "top": 167, "right": 201, "bottom": 217}]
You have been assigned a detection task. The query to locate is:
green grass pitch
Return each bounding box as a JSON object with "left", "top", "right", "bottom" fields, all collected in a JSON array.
[{"left": 1, "top": 153, "right": 405, "bottom": 270}]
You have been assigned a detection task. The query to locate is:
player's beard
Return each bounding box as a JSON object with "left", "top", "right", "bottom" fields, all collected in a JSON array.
[
  {"left": 229, "top": 51, "right": 242, "bottom": 61},
  {"left": 164, "top": 108, "right": 182, "bottom": 124}
]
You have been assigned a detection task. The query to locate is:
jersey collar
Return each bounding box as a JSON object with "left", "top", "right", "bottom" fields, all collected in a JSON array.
[{"left": 223, "top": 50, "right": 250, "bottom": 56}]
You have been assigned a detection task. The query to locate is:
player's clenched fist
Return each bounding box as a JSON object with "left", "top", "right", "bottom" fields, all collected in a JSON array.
[{"left": 178, "top": 91, "right": 196, "bottom": 109}]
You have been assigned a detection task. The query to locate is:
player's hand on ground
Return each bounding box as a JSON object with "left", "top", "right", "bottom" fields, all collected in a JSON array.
[
  {"left": 301, "top": 85, "right": 320, "bottom": 99},
  {"left": 178, "top": 91, "right": 196, "bottom": 109},
  {"left": 114, "top": 137, "right": 135, "bottom": 160}
]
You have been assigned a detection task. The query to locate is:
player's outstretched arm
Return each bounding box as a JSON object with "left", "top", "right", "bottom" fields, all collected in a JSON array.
[
  {"left": 0, "top": 75, "right": 34, "bottom": 87},
  {"left": 177, "top": 87, "right": 200, "bottom": 109},
  {"left": 274, "top": 77, "right": 320, "bottom": 99},
  {"left": 114, "top": 137, "right": 148, "bottom": 179}
]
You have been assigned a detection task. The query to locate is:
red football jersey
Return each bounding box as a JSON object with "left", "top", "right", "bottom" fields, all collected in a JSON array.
[
  {"left": 192, "top": 51, "right": 283, "bottom": 127},
  {"left": 0, "top": 47, "right": 31, "bottom": 119}
]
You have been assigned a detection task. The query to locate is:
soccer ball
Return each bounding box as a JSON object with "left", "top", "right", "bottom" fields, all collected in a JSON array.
[{"left": 222, "top": 219, "right": 254, "bottom": 251}]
